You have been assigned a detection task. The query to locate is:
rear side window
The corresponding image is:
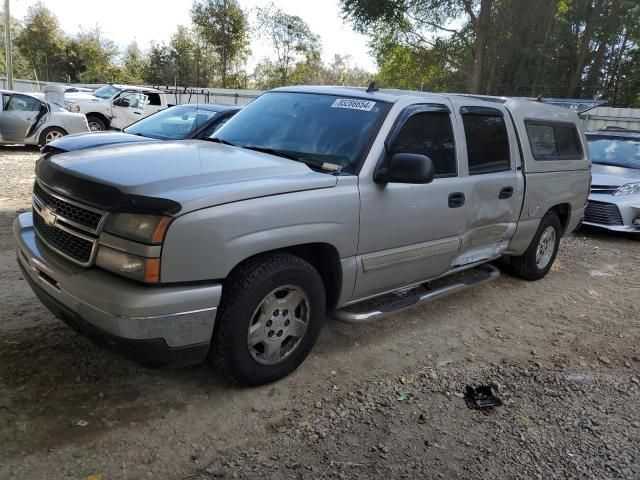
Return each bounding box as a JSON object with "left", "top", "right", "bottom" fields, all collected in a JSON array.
[
  {"left": 461, "top": 107, "right": 511, "bottom": 175},
  {"left": 526, "top": 121, "right": 583, "bottom": 160},
  {"left": 145, "top": 93, "right": 162, "bottom": 106},
  {"left": 390, "top": 111, "right": 457, "bottom": 177}
]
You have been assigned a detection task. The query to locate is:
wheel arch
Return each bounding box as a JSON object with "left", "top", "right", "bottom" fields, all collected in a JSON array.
[
  {"left": 225, "top": 243, "right": 343, "bottom": 310},
  {"left": 86, "top": 112, "right": 110, "bottom": 128},
  {"left": 547, "top": 203, "right": 571, "bottom": 235}
]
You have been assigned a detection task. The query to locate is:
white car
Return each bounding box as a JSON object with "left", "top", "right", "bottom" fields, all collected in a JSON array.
[
  {"left": 0, "top": 88, "right": 89, "bottom": 146},
  {"left": 64, "top": 84, "right": 169, "bottom": 131}
]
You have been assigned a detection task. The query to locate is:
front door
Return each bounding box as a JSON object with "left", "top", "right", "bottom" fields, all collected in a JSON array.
[
  {"left": 0, "top": 94, "right": 43, "bottom": 142},
  {"left": 110, "top": 91, "right": 147, "bottom": 129},
  {"left": 354, "top": 102, "right": 469, "bottom": 300}
]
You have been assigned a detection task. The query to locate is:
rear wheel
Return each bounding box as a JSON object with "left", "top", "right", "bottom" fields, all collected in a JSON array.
[
  {"left": 508, "top": 211, "right": 562, "bottom": 281},
  {"left": 86, "top": 115, "right": 107, "bottom": 131},
  {"left": 39, "top": 127, "right": 67, "bottom": 146},
  {"left": 210, "top": 252, "right": 326, "bottom": 386}
]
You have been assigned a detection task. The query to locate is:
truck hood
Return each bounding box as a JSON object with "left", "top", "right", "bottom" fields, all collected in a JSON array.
[
  {"left": 65, "top": 92, "right": 100, "bottom": 102},
  {"left": 592, "top": 163, "right": 640, "bottom": 187},
  {"left": 36, "top": 140, "right": 338, "bottom": 214},
  {"left": 44, "top": 131, "right": 157, "bottom": 154}
]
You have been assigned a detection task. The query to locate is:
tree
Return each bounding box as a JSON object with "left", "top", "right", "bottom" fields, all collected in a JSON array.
[
  {"left": 0, "top": 9, "right": 32, "bottom": 79},
  {"left": 14, "top": 2, "right": 67, "bottom": 81},
  {"left": 191, "top": 0, "right": 249, "bottom": 87},
  {"left": 255, "top": 5, "right": 321, "bottom": 86},
  {"left": 120, "top": 41, "right": 145, "bottom": 84},
  {"left": 68, "top": 28, "right": 119, "bottom": 83}
]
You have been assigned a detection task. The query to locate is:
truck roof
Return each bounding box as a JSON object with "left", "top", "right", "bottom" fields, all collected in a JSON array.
[
  {"left": 110, "top": 84, "right": 163, "bottom": 93},
  {"left": 274, "top": 85, "right": 581, "bottom": 123}
]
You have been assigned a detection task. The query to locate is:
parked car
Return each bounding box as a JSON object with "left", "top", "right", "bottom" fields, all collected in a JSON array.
[
  {"left": 41, "top": 103, "right": 241, "bottom": 155},
  {"left": 14, "top": 86, "right": 590, "bottom": 386},
  {"left": 64, "top": 84, "right": 169, "bottom": 131},
  {"left": 0, "top": 88, "right": 89, "bottom": 146},
  {"left": 584, "top": 127, "right": 640, "bottom": 233}
]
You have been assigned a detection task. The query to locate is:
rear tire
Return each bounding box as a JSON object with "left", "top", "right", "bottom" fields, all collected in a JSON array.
[
  {"left": 210, "top": 252, "right": 326, "bottom": 387},
  {"left": 39, "top": 127, "right": 67, "bottom": 146},
  {"left": 86, "top": 115, "right": 107, "bottom": 131},
  {"left": 508, "top": 211, "right": 562, "bottom": 281}
]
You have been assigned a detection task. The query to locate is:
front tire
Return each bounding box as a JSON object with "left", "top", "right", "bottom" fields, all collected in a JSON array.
[
  {"left": 86, "top": 115, "right": 107, "bottom": 131},
  {"left": 508, "top": 211, "right": 562, "bottom": 281},
  {"left": 39, "top": 127, "right": 67, "bottom": 146},
  {"left": 210, "top": 253, "right": 326, "bottom": 386}
]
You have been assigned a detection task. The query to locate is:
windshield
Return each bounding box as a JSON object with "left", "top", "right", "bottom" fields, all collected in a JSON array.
[
  {"left": 587, "top": 135, "right": 640, "bottom": 169},
  {"left": 125, "top": 106, "right": 219, "bottom": 140},
  {"left": 211, "top": 92, "right": 390, "bottom": 173},
  {"left": 92, "top": 85, "right": 121, "bottom": 99}
]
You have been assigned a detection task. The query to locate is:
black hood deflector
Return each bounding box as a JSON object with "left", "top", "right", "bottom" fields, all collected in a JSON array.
[{"left": 35, "top": 156, "right": 182, "bottom": 215}]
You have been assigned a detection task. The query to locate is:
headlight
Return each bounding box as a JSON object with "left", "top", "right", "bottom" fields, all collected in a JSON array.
[
  {"left": 103, "top": 213, "right": 172, "bottom": 244},
  {"left": 614, "top": 183, "right": 640, "bottom": 196},
  {"left": 96, "top": 247, "right": 160, "bottom": 283},
  {"left": 64, "top": 102, "right": 80, "bottom": 113}
]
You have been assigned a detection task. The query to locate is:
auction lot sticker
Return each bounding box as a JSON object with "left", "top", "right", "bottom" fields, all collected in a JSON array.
[{"left": 331, "top": 98, "right": 376, "bottom": 111}]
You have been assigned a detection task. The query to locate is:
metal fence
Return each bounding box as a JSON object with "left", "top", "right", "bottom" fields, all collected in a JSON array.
[
  {"left": 581, "top": 107, "right": 640, "bottom": 131},
  {"left": 0, "top": 77, "right": 262, "bottom": 106}
]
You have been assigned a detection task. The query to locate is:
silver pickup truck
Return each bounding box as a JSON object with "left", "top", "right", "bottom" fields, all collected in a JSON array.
[{"left": 14, "top": 86, "right": 590, "bottom": 386}]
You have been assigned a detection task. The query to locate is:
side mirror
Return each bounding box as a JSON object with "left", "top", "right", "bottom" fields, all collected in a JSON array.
[
  {"left": 375, "top": 153, "right": 435, "bottom": 184},
  {"left": 113, "top": 97, "right": 130, "bottom": 107}
]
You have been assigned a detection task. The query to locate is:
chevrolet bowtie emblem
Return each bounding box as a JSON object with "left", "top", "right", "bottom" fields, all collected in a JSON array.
[{"left": 41, "top": 206, "right": 57, "bottom": 226}]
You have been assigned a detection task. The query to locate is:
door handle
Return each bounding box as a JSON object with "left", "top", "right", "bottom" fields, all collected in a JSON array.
[
  {"left": 499, "top": 186, "right": 514, "bottom": 199},
  {"left": 448, "top": 192, "right": 465, "bottom": 208},
  {"left": 133, "top": 112, "right": 141, "bottom": 115}
]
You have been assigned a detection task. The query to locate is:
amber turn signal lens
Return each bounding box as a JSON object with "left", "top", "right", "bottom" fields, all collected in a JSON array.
[{"left": 144, "top": 258, "right": 161, "bottom": 283}]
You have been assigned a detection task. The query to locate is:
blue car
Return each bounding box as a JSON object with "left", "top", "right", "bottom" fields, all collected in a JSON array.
[{"left": 42, "top": 103, "right": 241, "bottom": 154}]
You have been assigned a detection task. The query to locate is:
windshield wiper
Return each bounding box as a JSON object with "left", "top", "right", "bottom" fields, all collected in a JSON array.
[
  {"left": 206, "top": 137, "right": 236, "bottom": 146},
  {"left": 241, "top": 145, "right": 302, "bottom": 161}
]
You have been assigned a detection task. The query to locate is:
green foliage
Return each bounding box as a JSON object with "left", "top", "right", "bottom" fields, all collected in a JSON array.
[
  {"left": 255, "top": 5, "right": 322, "bottom": 87},
  {"left": 0, "top": 10, "right": 32, "bottom": 79},
  {"left": 191, "top": 0, "right": 250, "bottom": 87},
  {"left": 341, "top": 0, "right": 640, "bottom": 105},
  {"left": 14, "top": 1, "right": 67, "bottom": 81}
]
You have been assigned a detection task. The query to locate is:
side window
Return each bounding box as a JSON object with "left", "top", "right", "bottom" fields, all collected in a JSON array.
[
  {"left": 526, "top": 121, "right": 583, "bottom": 160},
  {"left": 146, "top": 93, "right": 162, "bottom": 106},
  {"left": 461, "top": 108, "right": 511, "bottom": 175},
  {"left": 201, "top": 115, "right": 231, "bottom": 137},
  {"left": 6, "top": 94, "right": 41, "bottom": 112},
  {"left": 389, "top": 111, "right": 457, "bottom": 177}
]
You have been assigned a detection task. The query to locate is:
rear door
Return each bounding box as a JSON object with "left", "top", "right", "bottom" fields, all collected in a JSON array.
[
  {"left": 449, "top": 98, "right": 524, "bottom": 265},
  {"left": 0, "top": 94, "right": 44, "bottom": 142}
]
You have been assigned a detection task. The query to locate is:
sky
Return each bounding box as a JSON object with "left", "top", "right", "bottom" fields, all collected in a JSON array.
[{"left": 9, "top": 0, "right": 377, "bottom": 72}]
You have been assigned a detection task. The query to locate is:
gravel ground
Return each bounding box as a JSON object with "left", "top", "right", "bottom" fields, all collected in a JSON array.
[{"left": 0, "top": 146, "right": 639, "bottom": 479}]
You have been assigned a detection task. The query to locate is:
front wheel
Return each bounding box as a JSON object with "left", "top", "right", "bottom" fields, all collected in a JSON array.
[
  {"left": 210, "top": 253, "right": 326, "bottom": 386},
  {"left": 86, "top": 115, "right": 107, "bottom": 131},
  {"left": 508, "top": 211, "right": 562, "bottom": 281}
]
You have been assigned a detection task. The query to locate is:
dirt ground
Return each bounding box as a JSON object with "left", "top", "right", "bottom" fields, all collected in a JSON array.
[{"left": 0, "top": 146, "right": 639, "bottom": 480}]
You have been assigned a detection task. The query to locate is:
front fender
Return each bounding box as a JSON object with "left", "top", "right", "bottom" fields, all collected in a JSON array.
[{"left": 160, "top": 177, "right": 360, "bottom": 283}]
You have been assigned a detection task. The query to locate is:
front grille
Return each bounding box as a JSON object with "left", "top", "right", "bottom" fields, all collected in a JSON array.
[
  {"left": 33, "top": 209, "right": 94, "bottom": 263},
  {"left": 590, "top": 185, "right": 618, "bottom": 195},
  {"left": 584, "top": 200, "right": 623, "bottom": 226},
  {"left": 34, "top": 182, "right": 102, "bottom": 230}
]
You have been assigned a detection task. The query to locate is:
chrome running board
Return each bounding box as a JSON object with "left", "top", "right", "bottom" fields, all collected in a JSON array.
[{"left": 331, "top": 264, "right": 500, "bottom": 324}]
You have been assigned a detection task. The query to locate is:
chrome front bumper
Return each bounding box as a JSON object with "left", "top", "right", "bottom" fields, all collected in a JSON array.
[{"left": 14, "top": 212, "right": 221, "bottom": 364}]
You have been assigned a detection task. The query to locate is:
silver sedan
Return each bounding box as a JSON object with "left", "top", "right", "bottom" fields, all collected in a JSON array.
[
  {"left": 0, "top": 89, "right": 89, "bottom": 146},
  {"left": 585, "top": 128, "right": 640, "bottom": 233}
]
